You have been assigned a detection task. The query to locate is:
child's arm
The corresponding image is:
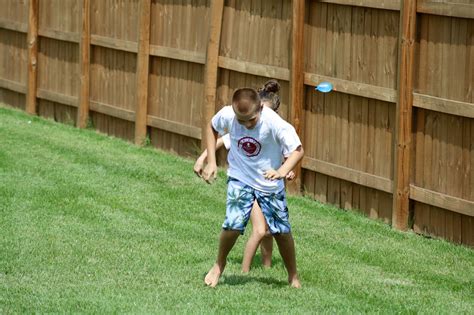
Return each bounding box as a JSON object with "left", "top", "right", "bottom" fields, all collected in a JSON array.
[
  {"left": 193, "top": 137, "right": 225, "bottom": 177},
  {"left": 264, "top": 146, "right": 304, "bottom": 180},
  {"left": 282, "top": 157, "right": 296, "bottom": 181},
  {"left": 202, "top": 122, "right": 219, "bottom": 183}
]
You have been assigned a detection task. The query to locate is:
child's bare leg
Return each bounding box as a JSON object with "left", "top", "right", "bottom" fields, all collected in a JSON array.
[
  {"left": 205, "top": 230, "right": 240, "bottom": 287},
  {"left": 273, "top": 233, "right": 301, "bottom": 288},
  {"left": 241, "top": 201, "right": 267, "bottom": 273},
  {"left": 260, "top": 234, "right": 273, "bottom": 268}
]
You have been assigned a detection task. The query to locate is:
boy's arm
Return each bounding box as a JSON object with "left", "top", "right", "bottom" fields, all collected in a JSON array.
[
  {"left": 202, "top": 122, "right": 219, "bottom": 183},
  {"left": 283, "top": 157, "right": 296, "bottom": 181},
  {"left": 264, "top": 146, "right": 304, "bottom": 180}
]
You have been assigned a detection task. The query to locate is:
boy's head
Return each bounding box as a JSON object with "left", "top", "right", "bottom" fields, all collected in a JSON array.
[{"left": 232, "top": 88, "right": 262, "bottom": 129}]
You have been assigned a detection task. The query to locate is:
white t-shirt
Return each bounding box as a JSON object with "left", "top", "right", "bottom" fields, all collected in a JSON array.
[
  {"left": 222, "top": 133, "right": 231, "bottom": 150},
  {"left": 211, "top": 105, "right": 301, "bottom": 193}
]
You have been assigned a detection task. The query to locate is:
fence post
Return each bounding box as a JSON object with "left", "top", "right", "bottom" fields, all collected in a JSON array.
[
  {"left": 135, "top": 0, "right": 152, "bottom": 145},
  {"left": 77, "top": 0, "right": 91, "bottom": 128},
  {"left": 393, "top": 0, "right": 417, "bottom": 230},
  {"left": 202, "top": 0, "right": 225, "bottom": 150},
  {"left": 26, "top": 0, "right": 38, "bottom": 115},
  {"left": 288, "top": 0, "right": 306, "bottom": 194}
]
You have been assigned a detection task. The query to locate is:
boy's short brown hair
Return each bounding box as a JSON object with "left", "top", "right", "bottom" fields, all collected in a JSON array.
[{"left": 232, "top": 88, "right": 260, "bottom": 106}]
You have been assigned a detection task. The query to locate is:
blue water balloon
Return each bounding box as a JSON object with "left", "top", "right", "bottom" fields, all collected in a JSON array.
[{"left": 315, "top": 82, "right": 333, "bottom": 93}]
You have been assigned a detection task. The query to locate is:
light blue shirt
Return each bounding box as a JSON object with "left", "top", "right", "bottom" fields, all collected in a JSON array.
[{"left": 212, "top": 106, "right": 301, "bottom": 193}]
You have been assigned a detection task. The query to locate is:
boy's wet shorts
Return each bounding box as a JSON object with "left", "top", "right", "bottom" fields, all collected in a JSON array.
[{"left": 222, "top": 177, "right": 291, "bottom": 235}]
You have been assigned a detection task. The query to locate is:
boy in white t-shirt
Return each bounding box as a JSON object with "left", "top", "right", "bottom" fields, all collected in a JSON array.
[
  {"left": 194, "top": 80, "right": 294, "bottom": 273},
  {"left": 201, "top": 87, "right": 304, "bottom": 288}
]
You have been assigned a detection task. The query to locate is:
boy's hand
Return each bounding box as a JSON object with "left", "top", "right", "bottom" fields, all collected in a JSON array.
[
  {"left": 286, "top": 170, "right": 296, "bottom": 181},
  {"left": 193, "top": 156, "right": 205, "bottom": 177},
  {"left": 202, "top": 163, "right": 217, "bottom": 184},
  {"left": 264, "top": 169, "right": 283, "bottom": 181}
]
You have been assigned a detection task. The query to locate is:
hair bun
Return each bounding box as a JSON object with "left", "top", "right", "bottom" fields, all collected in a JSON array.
[{"left": 263, "top": 80, "right": 280, "bottom": 93}]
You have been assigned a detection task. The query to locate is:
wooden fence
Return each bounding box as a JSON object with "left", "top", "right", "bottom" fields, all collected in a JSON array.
[{"left": 0, "top": 0, "right": 472, "bottom": 247}]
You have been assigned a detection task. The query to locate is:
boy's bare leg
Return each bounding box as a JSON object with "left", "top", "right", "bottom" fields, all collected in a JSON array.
[
  {"left": 273, "top": 233, "right": 301, "bottom": 288},
  {"left": 205, "top": 230, "right": 240, "bottom": 287},
  {"left": 260, "top": 234, "right": 273, "bottom": 268},
  {"left": 241, "top": 202, "right": 267, "bottom": 273}
]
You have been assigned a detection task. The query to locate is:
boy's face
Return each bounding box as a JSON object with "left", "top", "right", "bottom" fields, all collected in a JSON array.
[{"left": 233, "top": 102, "right": 263, "bottom": 130}]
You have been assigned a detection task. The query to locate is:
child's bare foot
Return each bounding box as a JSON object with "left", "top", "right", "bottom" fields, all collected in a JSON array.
[
  {"left": 262, "top": 261, "right": 272, "bottom": 269},
  {"left": 289, "top": 275, "right": 301, "bottom": 288},
  {"left": 205, "top": 263, "right": 224, "bottom": 287}
]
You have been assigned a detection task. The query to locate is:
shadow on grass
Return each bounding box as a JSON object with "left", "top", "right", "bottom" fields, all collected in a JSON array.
[
  {"left": 227, "top": 255, "right": 285, "bottom": 270},
  {"left": 221, "top": 274, "right": 288, "bottom": 287}
]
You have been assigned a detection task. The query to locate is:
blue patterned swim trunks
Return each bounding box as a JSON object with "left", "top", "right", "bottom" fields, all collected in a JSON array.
[{"left": 223, "top": 177, "right": 291, "bottom": 234}]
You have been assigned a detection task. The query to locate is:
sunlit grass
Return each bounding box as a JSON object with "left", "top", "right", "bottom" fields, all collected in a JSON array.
[{"left": 1, "top": 105, "right": 473, "bottom": 313}]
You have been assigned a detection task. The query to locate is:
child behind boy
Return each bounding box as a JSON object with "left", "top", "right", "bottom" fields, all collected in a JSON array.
[{"left": 201, "top": 87, "right": 304, "bottom": 288}]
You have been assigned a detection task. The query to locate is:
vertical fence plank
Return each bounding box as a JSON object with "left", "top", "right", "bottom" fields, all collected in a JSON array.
[
  {"left": 288, "top": 0, "right": 306, "bottom": 194},
  {"left": 393, "top": 0, "right": 417, "bottom": 230},
  {"left": 135, "top": 0, "right": 151, "bottom": 145},
  {"left": 26, "top": 0, "right": 39, "bottom": 115},
  {"left": 202, "top": 0, "right": 224, "bottom": 149},
  {"left": 77, "top": 0, "right": 90, "bottom": 128}
]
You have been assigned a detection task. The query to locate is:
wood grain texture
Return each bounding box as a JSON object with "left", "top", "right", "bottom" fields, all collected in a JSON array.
[
  {"left": 392, "top": 0, "right": 416, "bottom": 230},
  {"left": 288, "top": 0, "right": 306, "bottom": 194},
  {"left": 26, "top": 0, "right": 38, "bottom": 114},
  {"left": 78, "top": 0, "right": 91, "bottom": 128},
  {"left": 135, "top": 0, "right": 152, "bottom": 145},
  {"left": 202, "top": 0, "right": 224, "bottom": 149}
]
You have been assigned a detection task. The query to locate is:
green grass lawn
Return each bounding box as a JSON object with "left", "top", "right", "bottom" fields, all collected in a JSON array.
[{"left": 1, "top": 105, "right": 473, "bottom": 313}]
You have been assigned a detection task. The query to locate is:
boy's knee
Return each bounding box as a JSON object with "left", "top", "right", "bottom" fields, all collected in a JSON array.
[{"left": 273, "top": 232, "right": 292, "bottom": 241}]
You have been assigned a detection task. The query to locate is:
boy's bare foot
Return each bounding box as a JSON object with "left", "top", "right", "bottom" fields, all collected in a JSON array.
[
  {"left": 204, "top": 263, "right": 224, "bottom": 287},
  {"left": 289, "top": 275, "right": 301, "bottom": 288}
]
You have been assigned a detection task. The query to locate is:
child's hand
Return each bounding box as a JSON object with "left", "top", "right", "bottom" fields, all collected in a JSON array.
[
  {"left": 264, "top": 169, "right": 283, "bottom": 181},
  {"left": 202, "top": 163, "right": 217, "bottom": 184},
  {"left": 286, "top": 170, "right": 296, "bottom": 181},
  {"left": 194, "top": 156, "right": 205, "bottom": 177}
]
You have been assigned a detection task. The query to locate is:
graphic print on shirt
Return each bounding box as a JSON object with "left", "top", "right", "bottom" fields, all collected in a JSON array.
[{"left": 238, "top": 136, "right": 262, "bottom": 157}]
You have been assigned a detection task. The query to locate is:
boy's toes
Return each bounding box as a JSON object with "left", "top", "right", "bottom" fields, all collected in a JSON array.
[{"left": 204, "top": 264, "right": 222, "bottom": 287}]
